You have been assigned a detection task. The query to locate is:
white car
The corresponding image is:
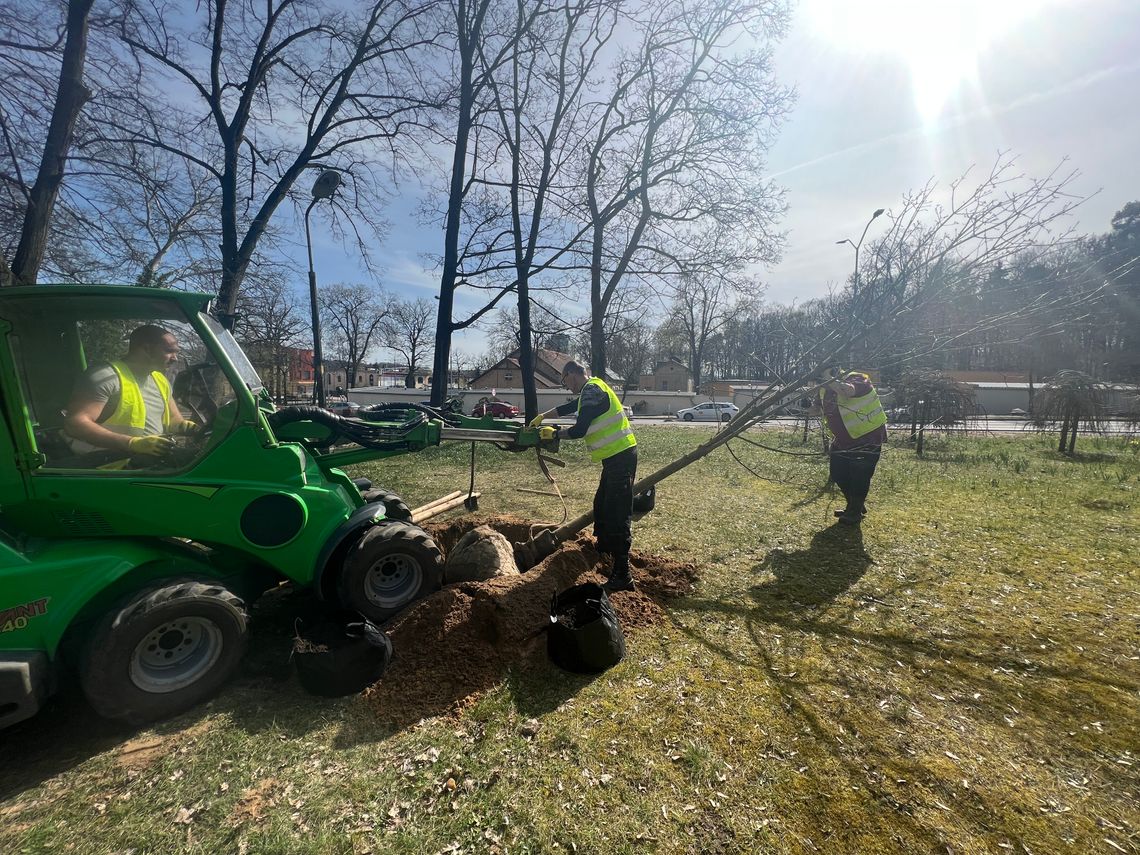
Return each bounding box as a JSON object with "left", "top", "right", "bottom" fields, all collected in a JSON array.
[{"left": 676, "top": 401, "right": 738, "bottom": 422}]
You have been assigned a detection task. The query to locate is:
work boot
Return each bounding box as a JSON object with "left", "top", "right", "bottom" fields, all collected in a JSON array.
[
  {"left": 603, "top": 557, "right": 635, "bottom": 592},
  {"left": 834, "top": 503, "right": 868, "bottom": 518},
  {"left": 837, "top": 509, "right": 863, "bottom": 525}
]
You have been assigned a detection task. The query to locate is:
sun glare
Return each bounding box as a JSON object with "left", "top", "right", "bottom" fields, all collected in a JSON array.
[{"left": 803, "top": 0, "right": 1053, "bottom": 122}]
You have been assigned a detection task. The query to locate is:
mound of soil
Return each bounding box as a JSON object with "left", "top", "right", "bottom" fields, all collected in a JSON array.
[{"left": 363, "top": 514, "right": 698, "bottom": 727}]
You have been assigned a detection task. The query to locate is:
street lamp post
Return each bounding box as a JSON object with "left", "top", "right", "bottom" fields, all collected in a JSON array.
[
  {"left": 304, "top": 170, "right": 342, "bottom": 409},
  {"left": 836, "top": 207, "right": 885, "bottom": 298}
]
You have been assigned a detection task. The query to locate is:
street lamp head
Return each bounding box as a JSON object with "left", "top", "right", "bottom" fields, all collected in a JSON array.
[
  {"left": 311, "top": 170, "right": 342, "bottom": 201},
  {"left": 872, "top": 208, "right": 885, "bottom": 218}
]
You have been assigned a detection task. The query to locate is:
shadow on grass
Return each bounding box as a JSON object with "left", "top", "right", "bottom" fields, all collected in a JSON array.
[
  {"left": 750, "top": 521, "right": 872, "bottom": 610},
  {"left": 664, "top": 536, "right": 1140, "bottom": 851},
  {"left": 0, "top": 588, "right": 359, "bottom": 802}
]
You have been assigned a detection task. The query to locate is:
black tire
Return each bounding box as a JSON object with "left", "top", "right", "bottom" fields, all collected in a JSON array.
[
  {"left": 361, "top": 488, "right": 413, "bottom": 522},
  {"left": 339, "top": 520, "right": 443, "bottom": 623},
  {"left": 721, "top": 412, "right": 731, "bottom": 422},
  {"left": 683, "top": 412, "right": 694, "bottom": 421},
  {"left": 80, "top": 580, "right": 248, "bottom": 725}
]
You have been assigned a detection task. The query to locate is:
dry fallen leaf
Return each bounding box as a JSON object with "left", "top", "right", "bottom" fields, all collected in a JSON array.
[{"left": 172, "top": 804, "right": 200, "bottom": 825}]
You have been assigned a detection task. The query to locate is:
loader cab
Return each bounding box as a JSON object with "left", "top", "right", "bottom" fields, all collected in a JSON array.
[{"left": 0, "top": 286, "right": 263, "bottom": 483}]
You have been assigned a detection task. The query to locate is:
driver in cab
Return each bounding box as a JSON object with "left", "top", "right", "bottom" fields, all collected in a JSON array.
[{"left": 64, "top": 324, "right": 199, "bottom": 466}]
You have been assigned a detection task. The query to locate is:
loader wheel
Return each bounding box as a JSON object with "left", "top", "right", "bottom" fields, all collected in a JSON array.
[
  {"left": 361, "top": 488, "right": 413, "bottom": 522},
  {"left": 339, "top": 521, "right": 443, "bottom": 623},
  {"left": 80, "top": 580, "right": 248, "bottom": 725}
]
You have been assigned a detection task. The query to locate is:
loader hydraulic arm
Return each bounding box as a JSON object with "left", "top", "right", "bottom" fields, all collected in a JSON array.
[{"left": 266, "top": 404, "right": 557, "bottom": 472}]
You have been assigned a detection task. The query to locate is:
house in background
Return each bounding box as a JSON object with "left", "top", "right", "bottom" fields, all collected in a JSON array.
[
  {"left": 470, "top": 348, "right": 573, "bottom": 390},
  {"left": 323, "top": 360, "right": 387, "bottom": 393},
  {"left": 638, "top": 358, "right": 693, "bottom": 393},
  {"left": 245, "top": 345, "right": 314, "bottom": 401}
]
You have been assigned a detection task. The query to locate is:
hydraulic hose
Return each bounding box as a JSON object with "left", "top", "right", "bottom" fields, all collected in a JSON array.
[
  {"left": 268, "top": 406, "right": 429, "bottom": 451},
  {"left": 359, "top": 401, "right": 464, "bottom": 426}
]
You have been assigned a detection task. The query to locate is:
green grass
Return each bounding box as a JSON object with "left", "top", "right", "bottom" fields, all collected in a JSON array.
[{"left": 3, "top": 427, "right": 1138, "bottom": 854}]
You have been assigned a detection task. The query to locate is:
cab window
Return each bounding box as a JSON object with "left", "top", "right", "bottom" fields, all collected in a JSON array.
[{"left": 0, "top": 293, "right": 238, "bottom": 472}]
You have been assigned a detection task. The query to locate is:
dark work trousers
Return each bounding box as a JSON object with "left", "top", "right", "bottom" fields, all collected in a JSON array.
[
  {"left": 592, "top": 446, "right": 638, "bottom": 561},
  {"left": 829, "top": 446, "right": 881, "bottom": 512}
]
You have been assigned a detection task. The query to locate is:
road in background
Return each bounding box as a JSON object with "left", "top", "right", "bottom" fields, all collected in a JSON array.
[{"left": 616, "top": 416, "right": 1138, "bottom": 435}]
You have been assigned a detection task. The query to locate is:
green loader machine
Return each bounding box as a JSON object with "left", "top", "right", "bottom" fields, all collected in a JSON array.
[{"left": 0, "top": 285, "right": 555, "bottom": 728}]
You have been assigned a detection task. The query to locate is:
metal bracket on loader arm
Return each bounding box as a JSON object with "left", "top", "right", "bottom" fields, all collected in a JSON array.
[{"left": 439, "top": 425, "right": 561, "bottom": 456}]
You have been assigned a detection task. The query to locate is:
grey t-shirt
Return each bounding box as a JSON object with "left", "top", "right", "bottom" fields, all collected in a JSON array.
[{"left": 67, "top": 364, "right": 167, "bottom": 452}]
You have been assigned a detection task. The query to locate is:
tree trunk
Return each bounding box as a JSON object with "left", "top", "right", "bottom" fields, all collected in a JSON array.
[
  {"left": 1058, "top": 414, "right": 1069, "bottom": 453},
  {"left": 8, "top": 0, "right": 95, "bottom": 285},
  {"left": 1067, "top": 410, "right": 1078, "bottom": 455},
  {"left": 430, "top": 1, "right": 483, "bottom": 406},
  {"left": 589, "top": 223, "right": 606, "bottom": 375},
  {"left": 917, "top": 400, "right": 931, "bottom": 456},
  {"left": 517, "top": 280, "right": 538, "bottom": 421}
]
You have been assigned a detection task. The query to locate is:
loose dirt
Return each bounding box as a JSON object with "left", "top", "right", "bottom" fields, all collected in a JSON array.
[
  {"left": 227, "top": 776, "right": 284, "bottom": 827},
  {"left": 363, "top": 514, "right": 698, "bottom": 727},
  {"left": 115, "top": 719, "right": 214, "bottom": 771}
]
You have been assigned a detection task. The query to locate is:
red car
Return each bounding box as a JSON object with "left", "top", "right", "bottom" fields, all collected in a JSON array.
[{"left": 472, "top": 400, "right": 519, "bottom": 418}]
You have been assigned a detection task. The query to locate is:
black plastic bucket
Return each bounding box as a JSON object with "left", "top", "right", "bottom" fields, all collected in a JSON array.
[
  {"left": 547, "top": 582, "right": 626, "bottom": 674},
  {"left": 293, "top": 619, "right": 393, "bottom": 697}
]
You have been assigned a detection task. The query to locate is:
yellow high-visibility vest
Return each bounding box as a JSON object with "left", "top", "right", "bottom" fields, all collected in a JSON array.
[
  {"left": 581, "top": 377, "right": 637, "bottom": 463},
  {"left": 820, "top": 372, "right": 886, "bottom": 439},
  {"left": 105, "top": 360, "right": 172, "bottom": 433}
]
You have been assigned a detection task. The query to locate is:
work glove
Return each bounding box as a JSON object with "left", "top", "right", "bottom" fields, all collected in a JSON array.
[
  {"left": 528, "top": 414, "right": 545, "bottom": 428},
  {"left": 539, "top": 426, "right": 557, "bottom": 441},
  {"left": 172, "top": 418, "right": 200, "bottom": 436},
  {"left": 128, "top": 435, "right": 176, "bottom": 458}
]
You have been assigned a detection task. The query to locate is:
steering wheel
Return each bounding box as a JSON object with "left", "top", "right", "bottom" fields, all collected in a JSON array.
[{"left": 173, "top": 362, "right": 221, "bottom": 427}]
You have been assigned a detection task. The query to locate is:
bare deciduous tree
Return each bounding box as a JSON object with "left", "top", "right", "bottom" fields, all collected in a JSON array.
[
  {"left": 2, "top": 0, "right": 95, "bottom": 285},
  {"left": 660, "top": 276, "right": 754, "bottom": 393},
  {"left": 383, "top": 296, "right": 436, "bottom": 388},
  {"left": 427, "top": 0, "right": 524, "bottom": 405},
  {"left": 536, "top": 155, "right": 1105, "bottom": 549},
  {"left": 107, "top": 0, "right": 437, "bottom": 324},
  {"left": 319, "top": 282, "right": 391, "bottom": 390},
  {"left": 480, "top": 0, "right": 618, "bottom": 419},
  {"left": 576, "top": 0, "right": 789, "bottom": 377},
  {"left": 235, "top": 275, "right": 309, "bottom": 402}
]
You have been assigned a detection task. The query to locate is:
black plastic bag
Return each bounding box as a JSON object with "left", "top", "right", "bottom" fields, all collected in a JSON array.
[
  {"left": 547, "top": 582, "right": 626, "bottom": 673},
  {"left": 293, "top": 618, "right": 393, "bottom": 697}
]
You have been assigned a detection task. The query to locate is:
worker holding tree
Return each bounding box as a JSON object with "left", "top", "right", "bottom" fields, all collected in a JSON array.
[
  {"left": 531, "top": 361, "right": 638, "bottom": 592},
  {"left": 64, "top": 324, "right": 199, "bottom": 465},
  {"left": 810, "top": 366, "right": 888, "bottom": 525}
]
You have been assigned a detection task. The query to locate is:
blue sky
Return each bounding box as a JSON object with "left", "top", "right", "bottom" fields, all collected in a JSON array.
[{"left": 306, "top": 0, "right": 1140, "bottom": 354}]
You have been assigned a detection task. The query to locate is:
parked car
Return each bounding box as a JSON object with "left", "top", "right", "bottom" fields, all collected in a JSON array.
[
  {"left": 886, "top": 406, "right": 912, "bottom": 423},
  {"left": 472, "top": 400, "right": 520, "bottom": 418},
  {"left": 1010, "top": 407, "right": 1029, "bottom": 417},
  {"left": 676, "top": 401, "right": 738, "bottom": 422}
]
